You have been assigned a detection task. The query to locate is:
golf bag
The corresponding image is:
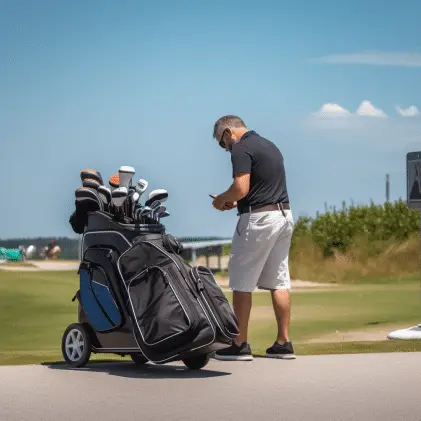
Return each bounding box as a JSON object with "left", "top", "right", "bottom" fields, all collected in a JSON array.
[{"left": 75, "top": 210, "right": 239, "bottom": 364}]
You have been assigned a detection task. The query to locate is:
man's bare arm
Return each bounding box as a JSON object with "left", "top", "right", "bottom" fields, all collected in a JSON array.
[{"left": 219, "top": 172, "right": 250, "bottom": 203}]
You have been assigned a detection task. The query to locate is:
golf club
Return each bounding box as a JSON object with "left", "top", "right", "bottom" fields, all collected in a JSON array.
[
  {"left": 119, "top": 166, "right": 135, "bottom": 190},
  {"left": 145, "top": 189, "right": 168, "bottom": 207},
  {"left": 82, "top": 178, "right": 101, "bottom": 190},
  {"left": 126, "top": 190, "right": 140, "bottom": 220},
  {"left": 155, "top": 205, "right": 166, "bottom": 222},
  {"left": 138, "top": 206, "right": 152, "bottom": 223},
  {"left": 148, "top": 200, "right": 162, "bottom": 222},
  {"left": 135, "top": 179, "right": 148, "bottom": 200},
  {"left": 134, "top": 206, "right": 146, "bottom": 222},
  {"left": 98, "top": 185, "right": 112, "bottom": 211},
  {"left": 109, "top": 174, "right": 119, "bottom": 191},
  {"left": 157, "top": 210, "right": 170, "bottom": 223},
  {"left": 125, "top": 189, "right": 134, "bottom": 219},
  {"left": 75, "top": 187, "right": 104, "bottom": 212},
  {"left": 130, "top": 192, "right": 140, "bottom": 219},
  {"left": 111, "top": 187, "right": 128, "bottom": 218},
  {"left": 80, "top": 169, "right": 102, "bottom": 185},
  {"left": 132, "top": 191, "right": 140, "bottom": 204}
]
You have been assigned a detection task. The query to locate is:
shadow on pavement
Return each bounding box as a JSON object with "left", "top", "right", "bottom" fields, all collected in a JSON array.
[{"left": 43, "top": 360, "right": 231, "bottom": 379}]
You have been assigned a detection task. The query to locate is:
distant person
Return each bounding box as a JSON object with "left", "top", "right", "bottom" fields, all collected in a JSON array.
[
  {"left": 44, "top": 240, "right": 61, "bottom": 259},
  {"left": 210, "top": 115, "right": 295, "bottom": 361}
]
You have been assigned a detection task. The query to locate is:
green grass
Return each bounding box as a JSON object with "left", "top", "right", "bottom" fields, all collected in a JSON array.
[{"left": 1, "top": 270, "right": 421, "bottom": 365}]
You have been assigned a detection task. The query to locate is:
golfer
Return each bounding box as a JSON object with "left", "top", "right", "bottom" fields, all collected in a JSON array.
[{"left": 211, "top": 115, "right": 295, "bottom": 361}]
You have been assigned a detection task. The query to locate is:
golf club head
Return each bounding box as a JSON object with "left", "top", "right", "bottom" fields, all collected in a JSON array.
[
  {"left": 139, "top": 206, "right": 152, "bottom": 223},
  {"left": 119, "top": 166, "right": 135, "bottom": 190},
  {"left": 98, "top": 185, "right": 112, "bottom": 211},
  {"left": 75, "top": 187, "right": 103, "bottom": 212},
  {"left": 149, "top": 200, "right": 161, "bottom": 212},
  {"left": 160, "top": 211, "right": 170, "bottom": 218},
  {"left": 140, "top": 206, "right": 152, "bottom": 216},
  {"left": 157, "top": 205, "right": 166, "bottom": 214},
  {"left": 135, "top": 179, "right": 148, "bottom": 196},
  {"left": 109, "top": 173, "right": 119, "bottom": 191},
  {"left": 132, "top": 192, "right": 140, "bottom": 203},
  {"left": 82, "top": 178, "right": 101, "bottom": 190},
  {"left": 96, "top": 171, "right": 104, "bottom": 185},
  {"left": 145, "top": 189, "right": 168, "bottom": 207},
  {"left": 111, "top": 187, "right": 128, "bottom": 215},
  {"left": 80, "top": 169, "right": 102, "bottom": 184},
  {"left": 154, "top": 206, "right": 167, "bottom": 222},
  {"left": 148, "top": 200, "right": 162, "bottom": 221}
]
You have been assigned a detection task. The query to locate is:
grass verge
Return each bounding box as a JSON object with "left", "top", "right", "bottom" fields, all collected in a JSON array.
[{"left": 1, "top": 270, "right": 420, "bottom": 366}]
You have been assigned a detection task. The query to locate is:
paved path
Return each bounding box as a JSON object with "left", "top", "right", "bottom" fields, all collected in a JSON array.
[
  {"left": 0, "top": 261, "right": 80, "bottom": 271},
  {"left": 1, "top": 353, "right": 420, "bottom": 421}
]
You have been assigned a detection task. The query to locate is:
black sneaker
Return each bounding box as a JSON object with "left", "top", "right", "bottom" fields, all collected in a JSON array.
[
  {"left": 213, "top": 342, "right": 253, "bottom": 361},
  {"left": 265, "top": 341, "right": 296, "bottom": 359}
]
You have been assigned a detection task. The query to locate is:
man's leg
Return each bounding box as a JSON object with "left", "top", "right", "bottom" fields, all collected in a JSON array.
[
  {"left": 271, "top": 289, "right": 291, "bottom": 344},
  {"left": 257, "top": 210, "right": 295, "bottom": 359},
  {"left": 232, "top": 291, "right": 252, "bottom": 345},
  {"left": 213, "top": 213, "right": 272, "bottom": 361}
]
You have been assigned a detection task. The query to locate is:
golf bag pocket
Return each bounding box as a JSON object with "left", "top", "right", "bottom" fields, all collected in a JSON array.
[
  {"left": 118, "top": 239, "right": 172, "bottom": 282},
  {"left": 127, "top": 265, "right": 197, "bottom": 351},
  {"left": 118, "top": 239, "right": 216, "bottom": 361},
  {"left": 190, "top": 266, "right": 239, "bottom": 341},
  {"left": 79, "top": 265, "right": 121, "bottom": 332}
]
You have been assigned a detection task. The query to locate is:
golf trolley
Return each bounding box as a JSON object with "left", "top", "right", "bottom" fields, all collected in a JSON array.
[
  {"left": 62, "top": 211, "right": 220, "bottom": 370},
  {"left": 62, "top": 167, "right": 238, "bottom": 370}
]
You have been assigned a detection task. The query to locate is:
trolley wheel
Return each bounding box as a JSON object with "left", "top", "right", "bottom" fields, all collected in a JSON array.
[
  {"left": 130, "top": 353, "right": 148, "bottom": 365},
  {"left": 61, "top": 323, "right": 92, "bottom": 368},
  {"left": 182, "top": 353, "right": 211, "bottom": 370}
]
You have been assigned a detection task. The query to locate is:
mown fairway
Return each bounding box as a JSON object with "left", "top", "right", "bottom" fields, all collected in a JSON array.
[{"left": 1, "top": 270, "right": 421, "bottom": 365}]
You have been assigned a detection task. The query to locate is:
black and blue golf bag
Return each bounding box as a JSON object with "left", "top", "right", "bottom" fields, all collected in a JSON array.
[{"left": 66, "top": 209, "right": 239, "bottom": 368}]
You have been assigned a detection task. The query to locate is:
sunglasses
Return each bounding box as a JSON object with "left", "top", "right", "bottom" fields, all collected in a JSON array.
[{"left": 218, "top": 129, "right": 228, "bottom": 149}]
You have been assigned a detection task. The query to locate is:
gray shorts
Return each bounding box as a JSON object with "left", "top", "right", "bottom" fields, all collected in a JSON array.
[{"left": 228, "top": 208, "right": 294, "bottom": 292}]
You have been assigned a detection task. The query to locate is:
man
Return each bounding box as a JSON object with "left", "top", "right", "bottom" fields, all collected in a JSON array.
[{"left": 211, "top": 115, "right": 295, "bottom": 361}]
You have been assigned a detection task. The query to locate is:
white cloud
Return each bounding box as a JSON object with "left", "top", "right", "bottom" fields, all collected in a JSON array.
[
  {"left": 313, "top": 103, "right": 352, "bottom": 118},
  {"left": 312, "top": 51, "right": 421, "bottom": 67},
  {"left": 356, "top": 100, "right": 388, "bottom": 118},
  {"left": 311, "top": 100, "right": 387, "bottom": 120},
  {"left": 395, "top": 105, "right": 420, "bottom": 117}
]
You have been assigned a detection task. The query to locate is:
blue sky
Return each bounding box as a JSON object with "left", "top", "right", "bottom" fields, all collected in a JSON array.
[{"left": 1, "top": 0, "right": 421, "bottom": 239}]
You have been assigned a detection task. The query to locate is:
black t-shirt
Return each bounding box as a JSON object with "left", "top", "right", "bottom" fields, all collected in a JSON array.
[{"left": 230, "top": 130, "right": 290, "bottom": 214}]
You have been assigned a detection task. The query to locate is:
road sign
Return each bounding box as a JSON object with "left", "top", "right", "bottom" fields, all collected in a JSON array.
[{"left": 406, "top": 151, "right": 421, "bottom": 210}]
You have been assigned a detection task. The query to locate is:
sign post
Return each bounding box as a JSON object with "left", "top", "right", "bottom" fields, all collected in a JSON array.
[{"left": 387, "top": 152, "right": 421, "bottom": 340}]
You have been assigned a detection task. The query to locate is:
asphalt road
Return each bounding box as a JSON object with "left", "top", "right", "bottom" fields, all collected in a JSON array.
[{"left": 1, "top": 352, "right": 421, "bottom": 421}]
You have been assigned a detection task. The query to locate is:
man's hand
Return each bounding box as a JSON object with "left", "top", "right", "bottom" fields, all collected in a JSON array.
[
  {"left": 212, "top": 195, "right": 227, "bottom": 211},
  {"left": 212, "top": 194, "right": 237, "bottom": 211},
  {"left": 223, "top": 201, "right": 237, "bottom": 210}
]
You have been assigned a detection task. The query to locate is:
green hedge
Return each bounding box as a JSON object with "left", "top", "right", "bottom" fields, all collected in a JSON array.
[
  {"left": 291, "top": 199, "right": 420, "bottom": 255},
  {"left": 222, "top": 200, "right": 420, "bottom": 256}
]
